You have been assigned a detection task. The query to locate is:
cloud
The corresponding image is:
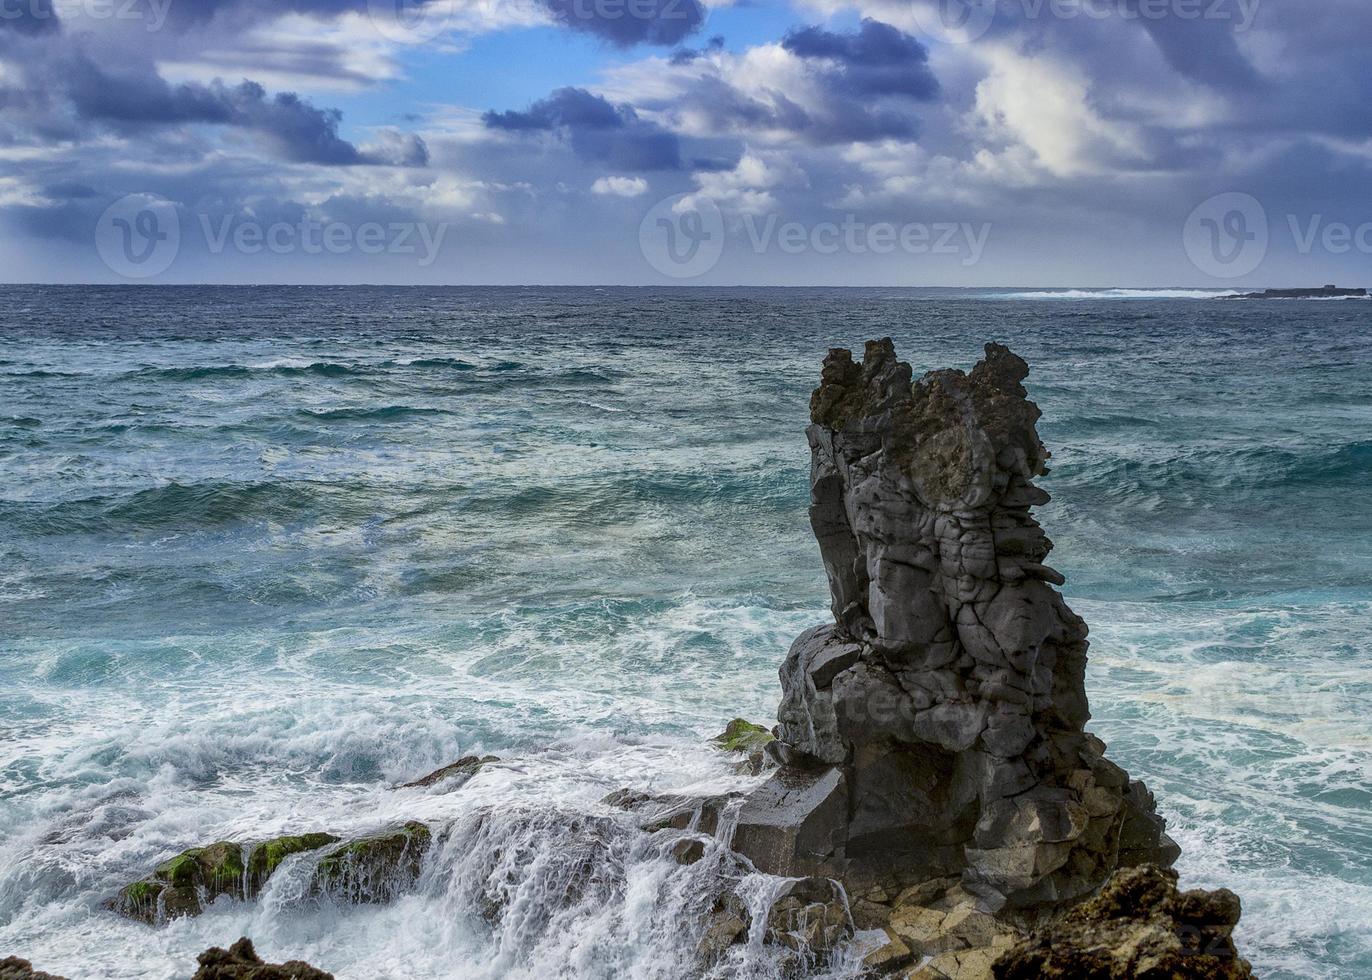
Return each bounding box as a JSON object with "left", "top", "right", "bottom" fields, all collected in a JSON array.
[
  {"left": 604, "top": 27, "right": 938, "bottom": 148},
  {"left": 484, "top": 87, "right": 684, "bottom": 170},
  {"left": 781, "top": 18, "right": 939, "bottom": 100},
  {"left": 538, "top": 0, "right": 706, "bottom": 47},
  {"left": 970, "top": 45, "right": 1144, "bottom": 178},
  {"left": 591, "top": 175, "right": 649, "bottom": 196}
]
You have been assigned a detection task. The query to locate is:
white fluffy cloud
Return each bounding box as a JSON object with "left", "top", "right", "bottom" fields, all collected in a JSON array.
[{"left": 591, "top": 176, "right": 650, "bottom": 197}]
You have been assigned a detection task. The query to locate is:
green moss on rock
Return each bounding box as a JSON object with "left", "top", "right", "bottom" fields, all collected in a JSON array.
[
  {"left": 712, "top": 719, "right": 775, "bottom": 754},
  {"left": 312, "top": 822, "right": 432, "bottom": 904},
  {"left": 246, "top": 833, "right": 340, "bottom": 891},
  {"left": 154, "top": 852, "right": 201, "bottom": 888},
  {"left": 111, "top": 879, "right": 165, "bottom": 924}
]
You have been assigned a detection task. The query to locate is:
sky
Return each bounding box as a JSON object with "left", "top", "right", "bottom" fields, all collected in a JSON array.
[{"left": 1, "top": 0, "right": 1370, "bottom": 285}]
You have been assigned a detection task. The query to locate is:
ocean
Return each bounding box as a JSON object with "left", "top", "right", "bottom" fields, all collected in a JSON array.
[{"left": 1, "top": 285, "right": 1369, "bottom": 979}]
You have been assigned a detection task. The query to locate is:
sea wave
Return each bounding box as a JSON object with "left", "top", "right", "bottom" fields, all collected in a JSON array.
[{"left": 989, "top": 288, "right": 1242, "bottom": 300}]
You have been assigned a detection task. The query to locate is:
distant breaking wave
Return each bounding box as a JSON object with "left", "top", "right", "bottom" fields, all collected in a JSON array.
[{"left": 988, "top": 288, "right": 1243, "bottom": 300}]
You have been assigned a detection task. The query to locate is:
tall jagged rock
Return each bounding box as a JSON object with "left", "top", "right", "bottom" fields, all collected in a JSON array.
[{"left": 733, "top": 340, "right": 1179, "bottom": 911}]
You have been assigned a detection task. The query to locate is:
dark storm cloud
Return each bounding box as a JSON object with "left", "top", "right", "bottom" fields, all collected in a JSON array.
[
  {"left": 539, "top": 0, "right": 706, "bottom": 47},
  {"left": 782, "top": 19, "right": 939, "bottom": 100},
  {"left": 1120, "top": 2, "right": 1262, "bottom": 90},
  {"left": 5, "top": 35, "right": 427, "bottom": 167},
  {"left": 66, "top": 68, "right": 366, "bottom": 165},
  {"left": 484, "top": 87, "right": 683, "bottom": 170}
]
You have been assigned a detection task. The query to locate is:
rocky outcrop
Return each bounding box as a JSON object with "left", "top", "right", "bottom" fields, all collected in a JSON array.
[
  {"left": 994, "top": 865, "right": 1254, "bottom": 978},
  {"left": 733, "top": 340, "right": 1180, "bottom": 916},
  {"left": 0, "top": 958, "right": 66, "bottom": 980},
  {"left": 192, "top": 938, "right": 333, "bottom": 980},
  {"left": 398, "top": 755, "right": 499, "bottom": 790},
  {"left": 311, "top": 821, "right": 431, "bottom": 904},
  {"left": 110, "top": 824, "right": 428, "bottom": 924}
]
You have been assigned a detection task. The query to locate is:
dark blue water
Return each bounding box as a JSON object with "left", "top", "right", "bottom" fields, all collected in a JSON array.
[{"left": 1, "top": 286, "right": 1369, "bottom": 978}]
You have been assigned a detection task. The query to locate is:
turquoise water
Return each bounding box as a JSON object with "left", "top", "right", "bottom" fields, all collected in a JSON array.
[{"left": 1, "top": 286, "right": 1369, "bottom": 978}]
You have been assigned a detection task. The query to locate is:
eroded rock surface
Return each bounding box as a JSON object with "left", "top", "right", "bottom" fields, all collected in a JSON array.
[
  {"left": 993, "top": 865, "right": 1254, "bottom": 979},
  {"left": 735, "top": 341, "right": 1180, "bottom": 913},
  {"left": 192, "top": 938, "right": 334, "bottom": 980}
]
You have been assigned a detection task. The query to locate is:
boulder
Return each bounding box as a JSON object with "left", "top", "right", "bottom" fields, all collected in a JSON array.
[
  {"left": 110, "top": 840, "right": 247, "bottom": 923},
  {"left": 192, "top": 937, "right": 333, "bottom": 980}
]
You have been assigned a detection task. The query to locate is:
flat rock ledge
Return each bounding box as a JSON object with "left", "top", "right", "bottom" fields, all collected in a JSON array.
[{"left": 720, "top": 341, "right": 1255, "bottom": 978}]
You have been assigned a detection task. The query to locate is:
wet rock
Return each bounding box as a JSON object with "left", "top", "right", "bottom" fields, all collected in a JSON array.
[
  {"left": 311, "top": 822, "right": 431, "bottom": 904},
  {"left": 764, "top": 876, "right": 853, "bottom": 954},
  {"left": 668, "top": 836, "right": 707, "bottom": 865},
  {"left": 858, "top": 928, "right": 914, "bottom": 972},
  {"left": 398, "top": 754, "right": 499, "bottom": 790},
  {"left": 110, "top": 840, "right": 247, "bottom": 923},
  {"left": 713, "top": 719, "right": 776, "bottom": 774},
  {"left": 735, "top": 341, "right": 1182, "bottom": 914},
  {"left": 732, "top": 766, "right": 847, "bottom": 879},
  {"left": 111, "top": 832, "right": 343, "bottom": 924},
  {"left": 698, "top": 891, "right": 751, "bottom": 959},
  {"left": 245, "top": 833, "right": 341, "bottom": 893},
  {"left": 192, "top": 937, "right": 333, "bottom": 980},
  {"left": 0, "top": 957, "right": 66, "bottom": 980},
  {"left": 993, "top": 864, "right": 1254, "bottom": 978},
  {"left": 713, "top": 718, "right": 775, "bottom": 754}
]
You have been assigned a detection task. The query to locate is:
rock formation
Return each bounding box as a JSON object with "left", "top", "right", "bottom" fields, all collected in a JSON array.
[
  {"left": 109, "top": 823, "right": 430, "bottom": 924},
  {"left": 733, "top": 340, "right": 1180, "bottom": 912},
  {"left": 993, "top": 865, "right": 1252, "bottom": 978},
  {"left": 192, "top": 938, "right": 333, "bottom": 980},
  {"left": 0, "top": 958, "right": 66, "bottom": 980}
]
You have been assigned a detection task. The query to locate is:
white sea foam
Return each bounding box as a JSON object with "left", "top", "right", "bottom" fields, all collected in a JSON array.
[{"left": 989, "top": 288, "right": 1243, "bottom": 300}]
